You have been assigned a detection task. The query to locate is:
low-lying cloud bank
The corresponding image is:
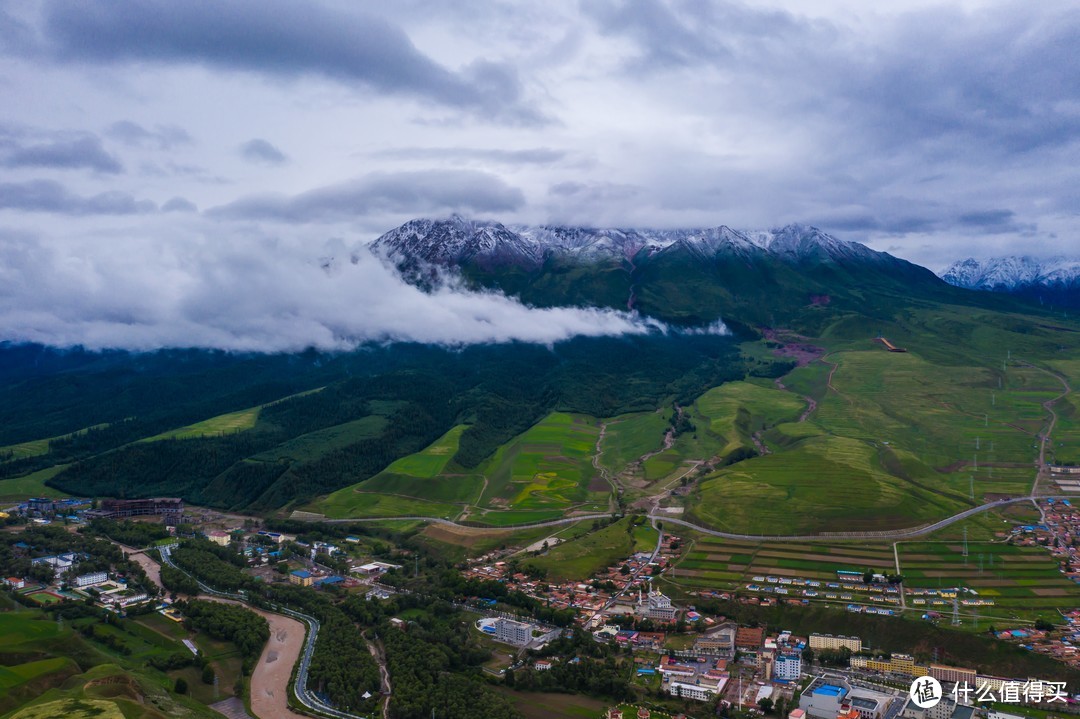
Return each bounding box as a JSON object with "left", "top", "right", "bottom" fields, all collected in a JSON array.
[{"left": 0, "top": 230, "right": 714, "bottom": 352}]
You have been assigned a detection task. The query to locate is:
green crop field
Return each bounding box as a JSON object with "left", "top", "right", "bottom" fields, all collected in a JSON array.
[
  {"left": 314, "top": 425, "right": 483, "bottom": 515},
  {"left": 382, "top": 424, "right": 466, "bottom": 477},
  {"left": 673, "top": 537, "right": 897, "bottom": 585},
  {"left": 139, "top": 386, "right": 327, "bottom": 443},
  {"left": 314, "top": 414, "right": 607, "bottom": 520},
  {"left": 479, "top": 412, "right": 601, "bottom": 509},
  {"left": 897, "top": 541, "right": 1079, "bottom": 613}
]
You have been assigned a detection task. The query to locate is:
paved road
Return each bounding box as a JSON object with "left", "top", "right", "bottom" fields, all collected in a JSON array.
[
  {"left": 305, "top": 493, "right": 1065, "bottom": 542},
  {"left": 158, "top": 546, "right": 369, "bottom": 719}
]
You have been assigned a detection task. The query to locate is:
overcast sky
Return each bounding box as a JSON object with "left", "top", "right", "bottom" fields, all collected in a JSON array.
[{"left": 1, "top": 0, "right": 1077, "bottom": 349}]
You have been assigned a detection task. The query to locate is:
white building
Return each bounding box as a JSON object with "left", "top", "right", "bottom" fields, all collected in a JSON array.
[
  {"left": 774, "top": 651, "right": 802, "bottom": 681},
  {"left": 112, "top": 592, "right": 149, "bottom": 607},
  {"left": 74, "top": 571, "right": 108, "bottom": 587},
  {"left": 668, "top": 681, "right": 720, "bottom": 702},
  {"left": 638, "top": 586, "right": 677, "bottom": 621},
  {"left": 494, "top": 617, "right": 532, "bottom": 646}
]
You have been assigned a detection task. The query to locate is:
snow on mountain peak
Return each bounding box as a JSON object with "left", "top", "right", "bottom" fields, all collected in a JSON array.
[
  {"left": 940, "top": 256, "right": 1080, "bottom": 291},
  {"left": 370, "top": 216, "right": 889, "bottom": 270}
]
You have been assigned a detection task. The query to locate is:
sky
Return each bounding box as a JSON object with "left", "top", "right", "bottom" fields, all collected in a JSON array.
[{"left": 0, "top": 0, "right": 1077, "bottom": 350}]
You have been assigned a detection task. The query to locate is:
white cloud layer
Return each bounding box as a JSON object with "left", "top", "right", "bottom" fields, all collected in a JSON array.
[
  {"left": 0, "top": 0, "right": 1077, "bottom": 351},
  {"left": 0, "top": 226, "right": 662, "bottom": 351}
]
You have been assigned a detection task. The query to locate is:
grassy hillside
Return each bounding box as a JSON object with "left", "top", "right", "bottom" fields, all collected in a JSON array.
[
  {"left": 0, "top": 610, "right": 225, "bottom": 719},
  {"left": 522, "top": 517, "right": 646, "bottom": 581},
  {"left": 313, "top": 414, "right": 609, "bottom": 523}
]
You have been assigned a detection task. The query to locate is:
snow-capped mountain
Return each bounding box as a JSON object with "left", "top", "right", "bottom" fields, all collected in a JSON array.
[
  {"left": 940, "top": 256, "right": 1080, "bottom": 291},
  {"left": 370, "top": 215, "right": 890, "bottom": 269},
  {"left": 940, "top": 256, "right": 1080, "bottom": 308}
]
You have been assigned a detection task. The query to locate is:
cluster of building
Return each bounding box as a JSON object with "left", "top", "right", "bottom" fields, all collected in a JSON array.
[
  {"left": 84, "top": 497, "right": 185, "bottom": 523},
  {"left": 19, "top": 497, "right": 91, "bottom": 522},
  {"left": 798, "top": 676, "right": 904, "bottom": 719},
  {"left": 463, "top": 531, "right": 683, "bottom": 629},
  {"left": 476, "top": 615, "right": 561, "bottom": 649},
  {"left": 3, "top": 549, "right": 152, "bottom": 611},
  {"left": 16, "top": 496, "right": 186, "bottom": 527}
]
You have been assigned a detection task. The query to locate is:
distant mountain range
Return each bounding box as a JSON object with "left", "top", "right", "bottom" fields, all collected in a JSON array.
[
  {"left": 370, "top": 215, "right": 887, "bottom": 270},
  {"left": 940, "top": 256, "right": 1080, "bottom": 309},
  {"left": 368, "top": 215, "right": 972, "bottom": 330}
]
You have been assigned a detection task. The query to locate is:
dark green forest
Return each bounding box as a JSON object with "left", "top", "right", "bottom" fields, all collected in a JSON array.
[{"left": 0, "top": 334, "right": 755, "bottom": 510}]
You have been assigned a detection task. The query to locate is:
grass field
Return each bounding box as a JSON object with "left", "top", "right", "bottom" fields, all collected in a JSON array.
[
  {"left": 140, "top": 406, "right": 261, "bottom": 442},
  {"left": 250, "top": 415, "right": 388, "bottom": 463},
  {"left": 0, "top": 464, "right": 70, "bottom": 500},
  {"left": 495, "top": 689, "right": 608, "bottom": 719},
  {"left": 695, "top": 381, "right": 806, "bottom": 456},
  {"left": 469, "top": 509, "right": 567, "bottom": 526},
  {"left": 0, "top": 424, "right": 107, "bottom": 462},
  {"left": 315, "top": 425, "right": 483, "bottom": 517},
  {"left": 686, "top": 329, "right": 1069, "bottom": 535},
  {"left": 314, "top": 490, "right": 461, "bottom": 520},
  {"left": 522, "top": 518, "right": 643, "bottom": 581},
  {"left": 479, "top": 412, "right": 602, "bottom": 509},
  {"left": 315, "top": 414, "right": 607, "bottom": 520},
  {"left": 598, "top": 410, "right": 668, "bottom": 477}
]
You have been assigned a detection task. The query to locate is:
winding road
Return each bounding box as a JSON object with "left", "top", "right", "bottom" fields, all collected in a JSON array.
[
  {"left": 156, "top": 546, "right": 369, "bottom": 719},
  {"left": 307, "top": 492, "right": 1064, "bottom": 542}
]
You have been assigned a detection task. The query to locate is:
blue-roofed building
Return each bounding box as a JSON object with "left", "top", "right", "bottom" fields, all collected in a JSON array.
[
  {"left": 316, "top": 576, "right": 344, "bottom": 587},
  {"left": 289, "top": 569, "right": 313, "bottom": 586}
]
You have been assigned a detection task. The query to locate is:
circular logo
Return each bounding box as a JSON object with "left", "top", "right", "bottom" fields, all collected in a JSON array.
[{"left": 909, "top": 676, "right": 942, "bottom": 709}]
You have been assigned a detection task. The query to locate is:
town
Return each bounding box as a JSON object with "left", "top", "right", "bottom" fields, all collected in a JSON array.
[{"left": 4, "top": 493, "right": 1080, "bottom": 719}]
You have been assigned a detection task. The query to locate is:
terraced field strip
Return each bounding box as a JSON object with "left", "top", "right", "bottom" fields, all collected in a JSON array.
[
  {"left": 676, "top": 538, "right": 898, "bottom": 586},
  {"left": 897, "top": 541, "right": 1080, "bottom": 610}
]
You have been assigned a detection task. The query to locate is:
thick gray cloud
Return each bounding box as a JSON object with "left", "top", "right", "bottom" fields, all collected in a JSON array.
[
  {"left": 25, "top": 0, "right": 542, "bottom": 123},
  {"left": 0, "top": 180, "right": 155, "bottom": 215},
  {"left": 0, "top": 228, "right": 660, "bottom": 351},
  {"left": 106, "top": 121, "right": 192, "bottom": 150},
  {"left": 2, "top": 135, "right": 123, "bottom": 173},
  {"left": 240, "top": 139, "right": 287, "bottom": 165},
  {"left": 210, "top": 170, "right": 525, "bottom": 223},
  {"left": 0, "top": 0, "right": 1078, "bottom": 353}
]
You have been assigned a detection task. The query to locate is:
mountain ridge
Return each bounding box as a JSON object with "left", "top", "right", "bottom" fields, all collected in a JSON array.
[
  {"left": 940, "top": 255, "right": 1080, "bottom": 309},
  {"left": 369, "top": 214, "right": 892, "bottom": 270}
]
